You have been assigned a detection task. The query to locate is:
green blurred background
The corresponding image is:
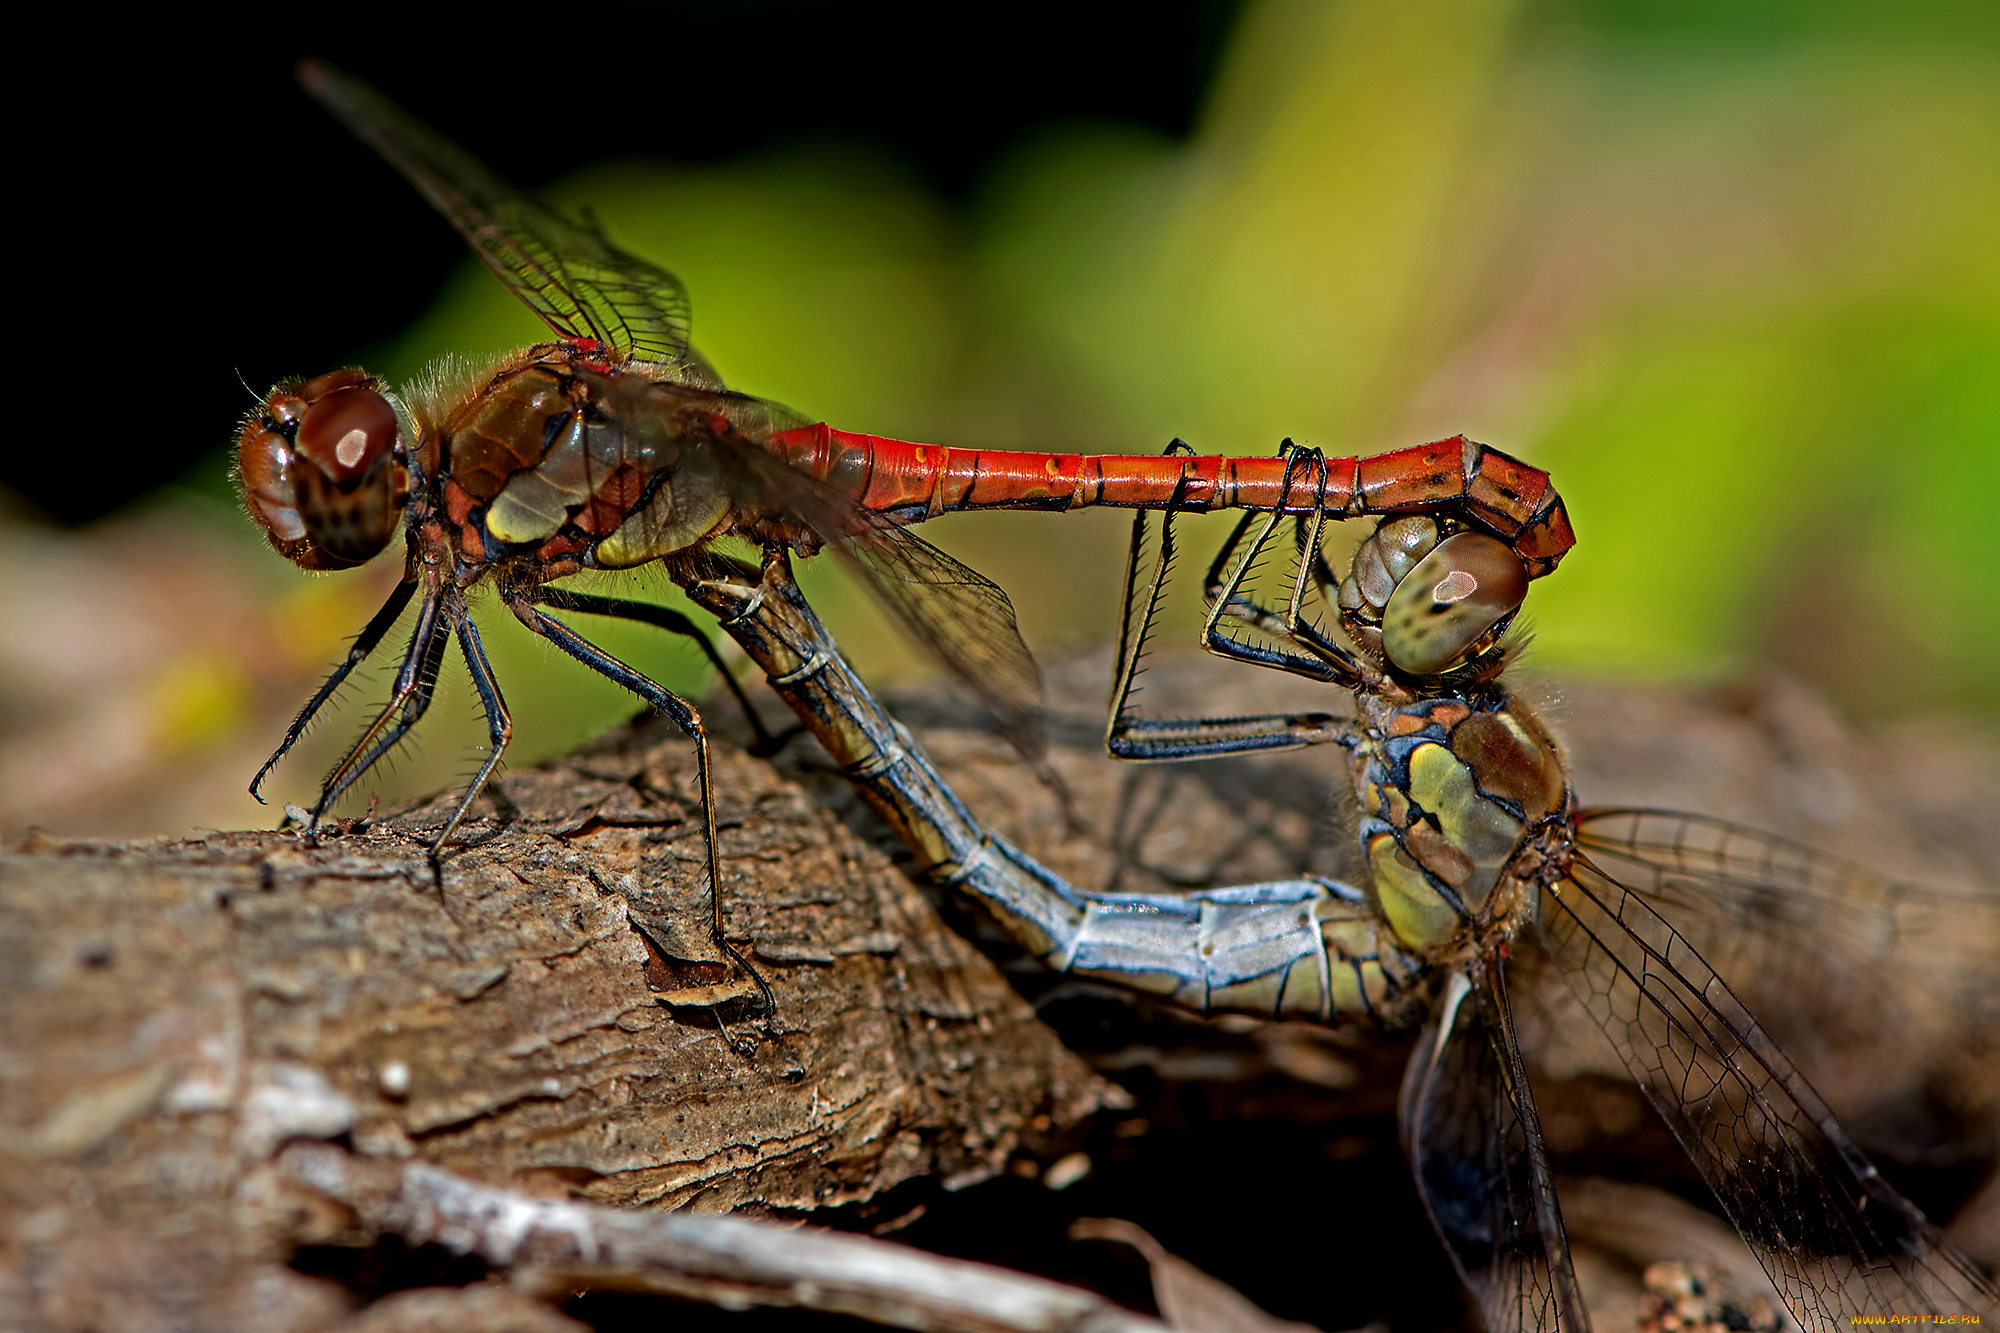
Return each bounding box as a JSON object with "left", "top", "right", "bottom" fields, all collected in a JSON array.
[{"left": 5, "top": 0, "right": 1996, "bottom": 836}]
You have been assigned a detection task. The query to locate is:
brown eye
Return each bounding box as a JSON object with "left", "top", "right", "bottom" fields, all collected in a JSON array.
[
  {"left": 1380, "top": 533, "right": 1528, "bottom": 674},
  {"left": 296, "top": 385, "right": 399, "bottom": 484},
  {"left": 236, "top": 370, "right": 407, "bottom": 572},
  {"left": 238, "top": 425, "right": 308, "bottom": 543},
  {"left": 1349, "top": 515, "right": 1438, "bottom": 609}
]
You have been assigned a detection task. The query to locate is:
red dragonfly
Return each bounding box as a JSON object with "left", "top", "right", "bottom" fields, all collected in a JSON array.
[{"left": 239, "top": 63, "right": 1576, "bottom": 984}]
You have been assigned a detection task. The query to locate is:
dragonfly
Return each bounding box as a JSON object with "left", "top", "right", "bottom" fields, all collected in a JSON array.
[
  {"left": 239, "top": 63, "right": 1575, "bottom": 989},
  {"left": 665, "top": 461, "right": 1998, "bottom": 1333}
]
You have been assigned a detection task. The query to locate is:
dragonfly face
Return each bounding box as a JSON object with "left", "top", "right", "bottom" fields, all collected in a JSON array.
[
  {"left": 1308, "top": 514, "right": 1567, "bottom": 965},
  {"left": 1342, "top": 519, "right": 1531, "bottom": 676},
  {"left": 244, "top": 68, "right": 1063, "bottom": 860},
  {"left": 237, "top": 368, "right": 409, "bottom": 571}
]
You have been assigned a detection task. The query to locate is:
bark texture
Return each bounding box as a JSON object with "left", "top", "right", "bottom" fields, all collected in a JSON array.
[{"left": 1, "top": 719, "right": 1111, "bottom": 1330}]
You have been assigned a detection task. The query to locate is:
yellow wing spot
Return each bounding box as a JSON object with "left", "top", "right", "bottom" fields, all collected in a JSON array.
[
  {"left": 1327, "top": 962, "right": 1365, "bottom": 1017},
  {"left": 1357, "top": 960, "right": 1394, "bottom": 1012},
  {"left": 487, "top": 467, "right": 584, "bottom": 544},
  {"left": 1406, "top": 743, "right": 1464, "bottom": 814},
  {"left": 597, "top": 482, "right": 730, "bottom": 569}
]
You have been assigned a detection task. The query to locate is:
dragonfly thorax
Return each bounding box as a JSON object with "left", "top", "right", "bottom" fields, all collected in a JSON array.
[
  {"left": 427, "top": 353, "right": 736, "bottom": 576},
  {"left": 1354, "top": 689, "right": 1569, "bottom": 960}
]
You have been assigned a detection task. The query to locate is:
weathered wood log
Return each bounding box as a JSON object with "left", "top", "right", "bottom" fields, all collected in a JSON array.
[{"left": 0, "top": 718, "right": 1113, "bottom": 1329}]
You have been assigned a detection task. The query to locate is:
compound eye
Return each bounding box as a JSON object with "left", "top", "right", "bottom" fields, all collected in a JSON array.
[
  {"left": 296, "top": 385, "right": 399, "bottom": 483},
  {"left": 1381, "top": 533, "right": 1528, "bottom": 674}
]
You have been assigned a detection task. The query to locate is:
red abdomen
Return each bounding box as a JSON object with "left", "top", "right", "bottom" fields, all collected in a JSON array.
[{"left": 767, "top": 425, "right": 1575, "bottom": 575}]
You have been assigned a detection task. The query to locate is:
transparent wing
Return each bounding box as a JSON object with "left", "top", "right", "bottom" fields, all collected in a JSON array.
[
  {"left": 1537, "top": 851, "right": 1999, "bottom": 1332},
  {"left": 839, "top": 530, "right": 1045, "bottom": 760},
  {"left": 1571, "top": 808, "right": 1999, "bottom": 1094},
  {"left": 300, "top": 61, "right": 696, "bottom": 370},
  {"left": 1574, "top": 808, "right": 1994, "bottom": 974},
  {"left": 1400, "top": 969, "right": 1589, "bottom": 1333},
  {"left": 678, "top": 393, "right": 1046, "bottom": 760}
]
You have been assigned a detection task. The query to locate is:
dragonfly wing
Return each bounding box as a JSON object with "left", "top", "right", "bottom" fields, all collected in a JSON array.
[
  {"left": 1538, "top": 852, "right": 2000, "bottom": 1332},
  {"left": 1572, "top": 808, "right": 1995, "bottom": 979},
  {"left": 1569, "top": 810, "right": 1997, "bottom": 1207},
  {"left": 1401, "top": 967, "right": 1590, "bottom": 1333},
  {"left": 677, "top": 395, "right": 1047, "bottom": 760},
  {"left": 838, "top": 526, "right": 1046, "bottom": 761},
  {"left": 299, "top": 61, "right": 698, "bottom": 372}
]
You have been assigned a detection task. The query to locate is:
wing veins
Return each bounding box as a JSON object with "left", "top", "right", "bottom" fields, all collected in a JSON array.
[{"left": 1540, "top": 857, "right": 1995, "bottom": 1329}]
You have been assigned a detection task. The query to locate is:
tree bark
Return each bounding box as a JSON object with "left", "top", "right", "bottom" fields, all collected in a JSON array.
[{"left": 0, "top": 717, "right": 1112, "bottom": 1330}]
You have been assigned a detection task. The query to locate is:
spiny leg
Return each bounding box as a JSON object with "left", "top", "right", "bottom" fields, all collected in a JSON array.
[
  {"left": 1198, "top": 509, "right": 1352, "bottom": 684},
  {"left": 1276, "top": 496, "right": 1373, "bottom": 673},
  {"left": 526, "top": 586, "right": 796, "bottom": 754},
  {"left": 1192, "top": 449, "right": 1387, "bottom": 689},
  {"left": 506, "top": 596, "right": 773, "bottom": 1019},
  {"left": 421, "top": 616, "right": 514, "bottom": 876},
  {"left": 253, "top": 574, "right": 418, "bottom": 803},
  {"left": 1106, "top": 443, "right": 1196, "bottom": 729},
  {"left": 1102, "top": 518, "right": 1174, "bottom": 752},
  {"left": 1198, "top": 447, "right": 1370, "bottom": 683},
  {"left": 1108, "top": 502, "right": 1358, "bottom": 761},
  {"left": 313, "top": 613, "right": 451, "bottom": 820},
  {"left": 1186, "top": 446, "right": 1353, "bottom": 673},
  {"left": 309, "top": 589, "right": 448, "bottom": 833}
]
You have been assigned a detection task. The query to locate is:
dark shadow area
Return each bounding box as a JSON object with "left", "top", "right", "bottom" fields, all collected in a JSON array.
[{"left": 290, "top": 1236, "right": 495, "bottom": 1301}]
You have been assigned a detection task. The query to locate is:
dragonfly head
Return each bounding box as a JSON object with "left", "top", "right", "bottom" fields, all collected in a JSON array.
[
  {"left": 1338, "top": 517, "right": 1529, "bottom": 677},
  {"left": 237, "top": 369, "right": 410, "bottom": 570}
]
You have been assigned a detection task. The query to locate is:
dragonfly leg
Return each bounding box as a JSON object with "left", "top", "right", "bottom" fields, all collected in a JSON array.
[
  {"left": 313, "top": 612, "right": 452, "bottom": 823},
  {"left": 253, "top": 572, "right": 419, "bottom": 803},
  {"left": 1278, "top": 501, "right": 1375, "bottom": 669},
  {"left": 1199, "top": 447, "right": 1376, "bottom": 683},
  {"left": 421, "top": 616, "right": 514, "bottom": 873},
  {"left": 1107, "top": 443, "right": 1203, "bottom": 715},
  {"left": 1199, "top": 445, "right": 1326, "bottom": 634},
  {"left": 1197, "top": 504, "right": 1355, "bottom": 683},
  {"left": 1199, "top": 511, "right": 1291, "bottom": 638},
  {"left": 1106, "top": 501, "right": 1362, "bottom": 762},
  {"left": 309, "top": 587, "right": 449, "bottom": 833},
  {"left": 525, "top": 586, "right": 795, "bottom": 754},
  {"left": 505, "top": 595, "right": 773, "bottom": 1019}
]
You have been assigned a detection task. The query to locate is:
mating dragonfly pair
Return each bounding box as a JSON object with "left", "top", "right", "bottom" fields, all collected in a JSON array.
[{"left": 237, "top": 63, "right": 1996, "bottom": 1333}]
